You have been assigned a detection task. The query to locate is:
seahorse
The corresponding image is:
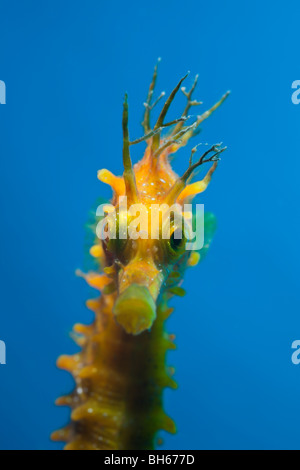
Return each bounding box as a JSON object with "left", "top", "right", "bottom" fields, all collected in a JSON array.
[{"left": 51, "top": 61, "right": 229, "bottom": 450}]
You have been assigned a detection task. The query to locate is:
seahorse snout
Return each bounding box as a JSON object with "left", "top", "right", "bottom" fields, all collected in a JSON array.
[{"left": 113, "top": 284, "right": 157, "bottom": 335}]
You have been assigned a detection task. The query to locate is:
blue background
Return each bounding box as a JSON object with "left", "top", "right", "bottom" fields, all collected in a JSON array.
[{"left": 0, "top": 0, "right": 300, "bottom": 450}]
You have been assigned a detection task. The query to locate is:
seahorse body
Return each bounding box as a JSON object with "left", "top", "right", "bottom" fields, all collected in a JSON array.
[{"left": 52, "top": 62, "right": 228, "bottom": 450}]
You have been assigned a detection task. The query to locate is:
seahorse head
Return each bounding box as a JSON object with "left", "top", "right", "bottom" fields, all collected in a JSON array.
[{"left": 94, "top": 64, "right": 229, "bottom": 335}]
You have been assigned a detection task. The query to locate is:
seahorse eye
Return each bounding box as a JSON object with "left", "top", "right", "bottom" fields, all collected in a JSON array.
[
  {"left": 103, "top": 214, "right": 132, "bottom": 262},
  {"left": 168, "top": 226, "right": 186, "bottom": 257},
  {"left": 170, "top": 229, "right": 184, "bottom": 250},
  {"left": 106, "top": 234, "right": 127, "bottom": 254}
]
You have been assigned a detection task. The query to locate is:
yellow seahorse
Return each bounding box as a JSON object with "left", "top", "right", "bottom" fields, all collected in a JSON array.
[{"left": 51, "top": 61, "right": 229, "bottom": 450}]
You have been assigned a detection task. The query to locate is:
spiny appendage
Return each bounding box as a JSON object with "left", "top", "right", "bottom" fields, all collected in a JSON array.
[
  {"left": 99, "top": 59, "right": 229, "bottom": 206},
  {"left": 52, "top": 275, "right": 177, "bottom": 450}
]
